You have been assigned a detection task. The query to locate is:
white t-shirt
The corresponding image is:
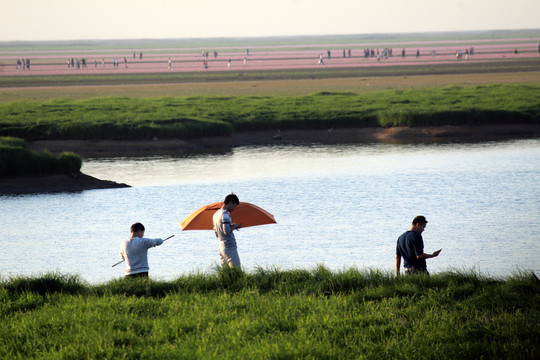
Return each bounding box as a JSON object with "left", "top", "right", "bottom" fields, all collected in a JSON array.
[
  {"left": 120, "top": 236, "right": 163, "bottom": 275},
  {"left": 213, "top": 208, "right": 237, "bottom": 248}
]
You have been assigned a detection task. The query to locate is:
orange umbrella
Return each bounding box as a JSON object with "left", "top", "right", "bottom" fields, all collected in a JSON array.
[{"left": 180, "top": 202, "right": 276, "bottom": 230}]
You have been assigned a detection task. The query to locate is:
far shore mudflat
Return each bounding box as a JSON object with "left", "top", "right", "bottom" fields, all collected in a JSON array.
[
  {"left": 25, "top": 124, "right": 540, "bottom": 158},
  {"left": 0, "top": 173, "right": 129, "bottom": 196},
  {"left": 2, "top": 124, "right": 538, "bottom": 195}
]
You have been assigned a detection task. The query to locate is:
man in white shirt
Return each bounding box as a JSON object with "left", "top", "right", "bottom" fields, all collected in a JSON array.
[
  {"left": 213, "top": 194, "right": 242, "bottom": 267},
  {"left": 120, "top": 223, "right": 164, "bottom": 277}
]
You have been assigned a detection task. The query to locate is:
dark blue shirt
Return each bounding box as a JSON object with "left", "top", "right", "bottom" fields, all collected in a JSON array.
[{"left": 396, "top": 230, "right": 427, "bottom": 270}]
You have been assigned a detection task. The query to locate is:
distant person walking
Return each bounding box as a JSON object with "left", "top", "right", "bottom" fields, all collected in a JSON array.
[
  {"left": 119, "top": 222, "right": 164, "bottom": 277},
  {"left": 213, "top": 194, "right": 242, "bottom": 268},
  {"left": 395, "top": 216, "right": 441, "bottom": 275}
]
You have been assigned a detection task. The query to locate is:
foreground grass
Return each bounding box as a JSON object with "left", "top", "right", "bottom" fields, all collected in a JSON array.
[
  {"left": 0, "top": 136, "right": 81, "bottom": 176},
  {"left": 1, "top": 267, "right": 538, "bottom": 359},
  {"left": 0, "top": 84, "right": 538, "bottom": 140}
]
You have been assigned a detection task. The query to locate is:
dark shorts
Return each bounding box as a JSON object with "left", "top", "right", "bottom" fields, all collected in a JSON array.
[
  {"left": 126, "top": 272, "right": 148, "bottom": 278},
  {"left": 404, "top": 268, "right": 429, "bottom": 276}
]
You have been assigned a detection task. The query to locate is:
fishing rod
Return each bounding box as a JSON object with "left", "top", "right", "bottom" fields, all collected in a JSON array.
[{"left": 111, "top": 234, "right": 175, "bottom": 267}]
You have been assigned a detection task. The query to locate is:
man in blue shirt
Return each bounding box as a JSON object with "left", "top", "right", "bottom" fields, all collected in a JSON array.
[{"left": 396, "top": 216, "right": 441, "bottom": 275}]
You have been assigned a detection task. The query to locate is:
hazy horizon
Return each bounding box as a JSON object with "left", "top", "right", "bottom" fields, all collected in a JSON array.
[
  {"left": 1, "top": 28, "right": 539, "bottom": 45},
  {"left": 1, "top": 1, "right": 539, "bottom": 42}
]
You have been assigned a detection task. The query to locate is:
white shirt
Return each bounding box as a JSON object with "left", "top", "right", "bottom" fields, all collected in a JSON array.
[
  {"left": 213, "top": 208, "right": 237, "bottom": 249},
  {"left": 120, "top": 236, "right": 163, "bottom": 275}
]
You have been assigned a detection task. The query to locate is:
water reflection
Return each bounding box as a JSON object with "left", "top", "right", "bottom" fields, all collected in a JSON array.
[{"left": 83, "top": 140, "right": 540, "bottom": 187}]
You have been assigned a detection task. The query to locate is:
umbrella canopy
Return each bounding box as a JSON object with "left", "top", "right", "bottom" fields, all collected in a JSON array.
[{"left": 180, "top": 202, "right": 276, "bottom": 230}]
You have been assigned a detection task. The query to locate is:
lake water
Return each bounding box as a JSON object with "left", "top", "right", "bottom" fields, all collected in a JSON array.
[{"left": 1, "top": 139, "right": 539, "bottom": 284}]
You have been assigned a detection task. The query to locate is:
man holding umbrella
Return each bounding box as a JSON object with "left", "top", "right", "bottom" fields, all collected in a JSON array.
[{"left": 213, "top": 194, "right": 243, "bottom": 267}]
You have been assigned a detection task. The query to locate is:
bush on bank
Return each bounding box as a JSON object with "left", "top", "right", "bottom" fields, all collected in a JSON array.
[
  {"left": 0, "top": 136, "right": 81, "bottom": 176},
  {"left": 0, "top": 84, "right": 538, "bottom": 140}
]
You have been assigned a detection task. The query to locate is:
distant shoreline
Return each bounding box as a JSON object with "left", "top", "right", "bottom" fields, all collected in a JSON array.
[
  {"left": 1, "top": 124, "right": 536, "bottom": 195},
  {"left": 0, "top": 172, "right": 129, "bottom": 196},
  {"left": 26, "top": 124, "right": 540, "bottom": 158}
]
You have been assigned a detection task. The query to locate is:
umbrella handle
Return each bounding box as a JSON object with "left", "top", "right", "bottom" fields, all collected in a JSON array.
[{"left": 112, "top": 235, "right": 175, "bottom": 267}]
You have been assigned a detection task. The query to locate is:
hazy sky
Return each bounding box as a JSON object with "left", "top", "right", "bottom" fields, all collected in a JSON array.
[{"left": 1, "top": 0, "right": 539, "bottom": 41}]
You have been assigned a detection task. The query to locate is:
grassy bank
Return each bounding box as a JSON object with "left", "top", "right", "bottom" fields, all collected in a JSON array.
[
  {"left": 0, "top": 137, "right": 81, "bottom": 176},
  {"left": 0, "top": 84, "right": 538, "bottom": 141},
  {"left": 1, "top": 267, "right": 538, "bottom": 359}
]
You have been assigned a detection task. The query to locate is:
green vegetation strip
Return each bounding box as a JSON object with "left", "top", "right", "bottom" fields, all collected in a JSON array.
[
  {"left": 0, "top": 137, "right": 81, "bottom": 176},
  {"left": 1, "top": 267, "right": 538, "bottom": 359},
  {"left": 0, "top": 84, "right": 538, "bottom": 141}
]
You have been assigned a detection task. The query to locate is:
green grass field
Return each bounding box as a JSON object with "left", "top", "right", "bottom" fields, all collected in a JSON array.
[
  {"left": 1, "top": 84, "right": 538, "bottom": 141},
  {"left": 1, "top": 267, "right": 538, "bottom": 359}
]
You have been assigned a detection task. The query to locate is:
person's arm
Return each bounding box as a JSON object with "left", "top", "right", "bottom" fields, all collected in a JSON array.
[
  {"left": 417, "top": 249, "right": 442, "bottom": 259},
  {"left": 395, "top": 255, "right": 401, "bottom": 275},
  {"left": 120, "top": 241, "right": 126, "bottom": 260},
  {"left": 231, "top": 223, "right": 242, "bottom": 231},
  {"left": 142, "top": 237, "right": 164, "bottom": 248}
]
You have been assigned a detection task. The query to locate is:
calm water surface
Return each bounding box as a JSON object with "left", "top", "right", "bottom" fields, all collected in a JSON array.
[{"left": 1, "top": 140, "right": 539, "bottom": 283}]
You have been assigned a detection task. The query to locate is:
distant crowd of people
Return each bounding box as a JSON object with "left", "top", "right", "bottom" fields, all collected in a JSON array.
[
  {"left": 16, "top": 58, "right": 31, "bottom": 71},
  {"left": 17, "top": 44, "right": 540, "bottom": 74},
  {"left": 455, "top": 47, "right": 475, "bottom": 61},
  {"left": 63, "top": 53, "right": 144, "bottom": 70},
  {"left": 65, "top": 56, "right": 140, "bottom": 69}
]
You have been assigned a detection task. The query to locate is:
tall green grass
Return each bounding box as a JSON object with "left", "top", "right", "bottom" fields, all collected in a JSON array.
[
  {"left": 0, "top": 84, "right": 538, "bottom": 141},
  {"left": 0, "top": 136, "right": 81, "bottom": 176},
  {"left": 0, "top": 97, "right": 233, "bottom": 140},
  {"left": 1, "top": 267, "right": 538, "bottom": 359}
]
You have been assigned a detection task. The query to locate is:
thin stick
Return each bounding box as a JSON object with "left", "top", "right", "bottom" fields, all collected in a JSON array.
[
  {"left": 112, "top": 235, "right": 175, "bottom": 267},
  {"left": 111, "top": 259, "right": 124, "bottom": 268}
]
